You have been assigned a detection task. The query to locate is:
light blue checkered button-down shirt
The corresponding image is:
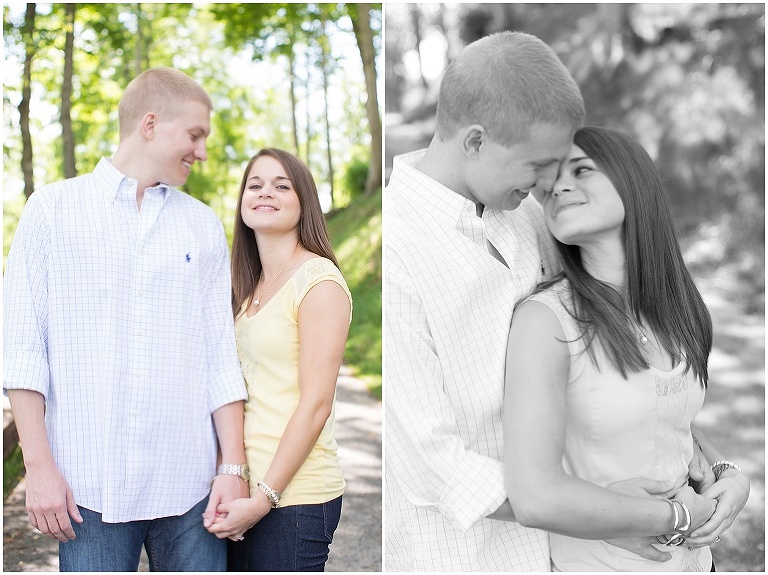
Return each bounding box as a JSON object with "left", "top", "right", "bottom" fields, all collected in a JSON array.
[
  {"left": 384, "top": 150, "right": 558, "bottom": 571},
  {"left": 4, "top": 158, "right": 247, "bottom": 522}
]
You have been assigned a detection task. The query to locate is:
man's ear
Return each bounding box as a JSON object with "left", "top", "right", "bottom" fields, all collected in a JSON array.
[
  {"left": 461, "top": 125, "right": 486, "bottom": 159},
  {"left": 140, "top": 112, "right": 157, "bottom": 140}
]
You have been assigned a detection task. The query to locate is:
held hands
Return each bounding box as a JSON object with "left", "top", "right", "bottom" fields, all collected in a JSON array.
[
  {"left": 688, "top": 446, "right": 716, "bottom": 494},
  {"left": 25, "top": 461, "right": 83, "bottom": 541},
  {"left": 686, "top": 469, "right": 750, "bottom": 547},
  {"left": 604, "top": 477, "right": 677, "bottom": 562},
  {"left": 203, "top": 474, "right": 249, "bottom": 532},
  {"left": 206, "top": 492, "right": 272, "bottom": 540},
  {"left": 673, "top": 484, "right": 717, "bottom": 535}
]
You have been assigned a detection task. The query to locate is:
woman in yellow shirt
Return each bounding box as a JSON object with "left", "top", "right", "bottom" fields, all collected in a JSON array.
[{"left": 207, "top": 148, "right": 352, "bottom": 571}]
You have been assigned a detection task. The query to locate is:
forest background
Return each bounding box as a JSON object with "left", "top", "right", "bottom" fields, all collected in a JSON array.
[
  {"left": 3, "top": 2, "right": 383, "bottom": 393},
  {"left": 385, "top": 3, "right": 764, "bottom": 571}
]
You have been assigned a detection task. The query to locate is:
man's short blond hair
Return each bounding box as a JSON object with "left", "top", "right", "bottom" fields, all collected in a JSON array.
[
  {"left": 436, "top": 31, "right": 585, "bottom": 147},
  {"left": 118, "top": 67, "right": 213, "bottom": 140}
]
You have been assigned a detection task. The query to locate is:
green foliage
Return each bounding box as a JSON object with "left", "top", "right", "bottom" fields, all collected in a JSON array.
[
  {"left": 326, "top": 189, "right": 382, "bottom": 398},
  {"left": 342, "top": 156, "right": 369, "bottom": 201},
  {"left": 390, "top": 2, "right": 764, "bottom": 314},
  {"left": 3, "top": 444, "right": 25, "bottom": 501},
  {"left": 3, "top": 193, "right": 26, "bottom": 270},
  {"left": 3, "top": 3, "right": 383, "bottom": 400}
]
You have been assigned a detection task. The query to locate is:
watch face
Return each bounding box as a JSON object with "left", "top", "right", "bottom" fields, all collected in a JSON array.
[{"left": 242, "top": 466, "right": 250, "bottom": 481}]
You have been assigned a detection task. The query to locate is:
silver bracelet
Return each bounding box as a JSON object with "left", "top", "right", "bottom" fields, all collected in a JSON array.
[
  {"left": 663, "top": 498, "right": 680, "bottom": 532},
  {"left": 664, "top": 532, "right": 686, "bottom": 547},
  {"left": 257, "top": 481, "right": 281, "bottom": 508},
  {"left": 673, "top": 500, "right": 691, "bottom": 534},
  {"left": 711, "top": 460, "right": 743, "bottom": 480}
]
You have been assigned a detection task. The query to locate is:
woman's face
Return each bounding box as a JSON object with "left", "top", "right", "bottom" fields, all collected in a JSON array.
[
  {"left": 542, "top": 144, "right": 625, "bottom": 246},
  {"left": 240, "top": 155, "right": 301, "bottom": 234}
]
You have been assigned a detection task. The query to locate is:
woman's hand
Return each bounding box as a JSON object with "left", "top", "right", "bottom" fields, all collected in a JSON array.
[
  {"left": 687, "top": 445, "right": 716, "bottom": 494},
  {"left": 205, "top": 495, "right": 272, "bottom": 540},
  {"left": 685, "top": 470, "right": 750, "bottom": 547},
  {"left": 673, "top": 485, "right": 716, "bottom": 534}
]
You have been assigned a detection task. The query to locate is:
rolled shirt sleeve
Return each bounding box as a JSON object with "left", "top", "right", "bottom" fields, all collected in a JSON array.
[
  {"left": 203, "top": 220, "right": 248, "bottom": 412},
  {"left": 385, "top": 252, "right": 507, "bottom": 531},
  {"left": 4, "top": 190, "right": 52, "bottom": 399}
]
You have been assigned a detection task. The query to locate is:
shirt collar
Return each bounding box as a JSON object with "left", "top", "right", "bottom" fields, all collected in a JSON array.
[
  {"left": 392, "top": 149, "right": 479, "bottom": 228},
  {"left": 94, "top": 157, "right": 172, "bottom": 204}
]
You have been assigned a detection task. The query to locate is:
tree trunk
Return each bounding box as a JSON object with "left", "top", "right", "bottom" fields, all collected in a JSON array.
[
  {"left": 351, "top": 4, "right": 382, "bottom": 195},
  {"left": 135, "top": 3, "right": 143, "bottom": 75},
  {"left": 305, "top": 49, "right": 312, "bottom": 162},
  {"left": 287, "top": 43, "right": 300, "bottom": 156},
  {"left": 20, "top": 3, "right": 36, "bottom": 198},
  {"left": 61, "top": 3, "right": 77, "bottom": 178},
  {"left": 320, "top": 22, "right": 335, "bottom": 208},
  {"left": 410, "top": 4, "right": 429, "bottom": 89}
]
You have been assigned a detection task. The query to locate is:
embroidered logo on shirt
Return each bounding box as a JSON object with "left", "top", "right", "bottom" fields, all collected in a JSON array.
[
  {"left": 655, "top": 374, "right": 687, "bottom": 396},
  {"left": 186, "top": 253, "right": 191, "bottom": 263}
]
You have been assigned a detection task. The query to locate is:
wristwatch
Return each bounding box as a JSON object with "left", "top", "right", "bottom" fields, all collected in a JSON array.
[
  {"left": 218, "top": 463, "right": 250, "bottom": 482},
  {"left": 710, "top": 460, "right": 743, "bottom": 481}
]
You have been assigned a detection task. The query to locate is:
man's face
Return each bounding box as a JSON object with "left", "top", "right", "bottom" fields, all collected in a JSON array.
[
  {"left": 150, "top": 100, "right": 211, "bottom": 187},
  {"left": 463, "top": 122, "right": 574, "bottom": 211}
]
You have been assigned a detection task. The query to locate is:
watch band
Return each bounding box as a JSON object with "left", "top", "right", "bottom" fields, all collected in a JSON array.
[
  {"left": 257, "top": 481, "right": 281, "bottom": 508},
  {"left": 710, "top": 460, "right": 743, "bottom": 480},
  {"left": 218, "top": 463, "right": 250, "bottom": 482}
]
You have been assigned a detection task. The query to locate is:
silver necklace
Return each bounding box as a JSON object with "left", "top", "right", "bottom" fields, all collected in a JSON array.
[{"left": 253, "top": 244, "right": 301, "bottom": 307}]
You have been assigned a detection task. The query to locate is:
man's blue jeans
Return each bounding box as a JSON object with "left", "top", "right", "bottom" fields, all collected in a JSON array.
[
  {"left": 58, "top": 495, "right": 225, "bottom": 572},
  {"left": 227, "top": 495, "right": 342, "bottom": 571}
]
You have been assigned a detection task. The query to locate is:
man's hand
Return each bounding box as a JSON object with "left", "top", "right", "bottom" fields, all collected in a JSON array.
[
  {"left": 686, "top": 470, "right": 750, "bottom": 547},
  {"left": 203, "top": 474, "right": 249, "bottom": 529},
  {"left": 606, "top": 536, "right": 672, "bottom": 562},
  {"left": 25, "top": 461, "right": 82, "bottom": 542},
  {"left": 603, "top": 477, "right": 676, "bottom": 562},
  {"left": 207, "top": 496, "right": 271, "bottom": 540},
  {"left": 605, "top": 477, "right": 677, "bottom": 499},
  {"left": 688, "top": 444, "right": 716, "bottom": 494}
]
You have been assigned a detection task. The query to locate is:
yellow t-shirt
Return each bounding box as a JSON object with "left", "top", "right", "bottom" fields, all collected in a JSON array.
[{"left": 235, "top": 257, "right": 352, "bottom": 506}]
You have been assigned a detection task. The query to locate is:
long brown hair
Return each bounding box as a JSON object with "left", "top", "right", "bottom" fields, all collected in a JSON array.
[
  {"left": 231, "top": 148, "right": 339, "bottom": 318},
  {"left": 540, "top": 127, "right": 712, "bottom": 385}
]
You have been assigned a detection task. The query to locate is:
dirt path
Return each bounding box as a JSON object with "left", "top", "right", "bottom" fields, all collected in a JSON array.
[
  {"left": 3, "top": 367, "right": 382, "bottom": 572},
  {"left": 696, "top": 281, "right": 765, "bottom": 572},
  {"left": 326, "top": 366, "right": 382, "bottom": 572}
]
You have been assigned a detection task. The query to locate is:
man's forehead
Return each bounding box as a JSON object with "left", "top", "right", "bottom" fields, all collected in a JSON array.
[{"left": 524, "top": 124, "right": 574, "bottom": 161}]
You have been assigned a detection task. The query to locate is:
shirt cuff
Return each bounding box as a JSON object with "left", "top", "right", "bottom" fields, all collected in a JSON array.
[
  {"left": 207, "top": 367, "right": 248, "bottom": 413},
  {"left": 438, "top": 452, "right": 507, "bottom": 532},
  {"left": 3, "top": 352, "right": 50, "bottom": 400}
]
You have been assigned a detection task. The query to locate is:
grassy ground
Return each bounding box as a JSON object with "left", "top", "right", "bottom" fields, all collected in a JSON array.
[
  {"left": 326, "top": 189, "right": 383, "bottom": 399},
  {"left": 3, "top": 445, "right": 24, "bottom": 501}
]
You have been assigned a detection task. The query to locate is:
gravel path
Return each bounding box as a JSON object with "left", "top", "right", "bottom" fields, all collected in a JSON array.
[{"left": 3, "top": 367, "right": 382, "bottom": 572}]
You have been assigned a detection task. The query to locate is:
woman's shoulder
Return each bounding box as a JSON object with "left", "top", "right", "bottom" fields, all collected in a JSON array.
[
  {"left": 295, "top": 256, "right": 347, "bottom": 288},
  {"left": 527, "top": 277, "right": 572, "bottom": 310},
  {"left": 291, "top": 256, "right": 352, "bottom": 316}
]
